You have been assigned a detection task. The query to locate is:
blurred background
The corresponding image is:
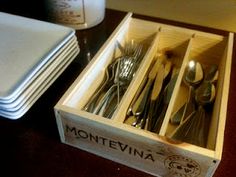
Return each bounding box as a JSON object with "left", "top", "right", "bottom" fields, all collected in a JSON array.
[
  {"left": 0, "top": 0, "right": 235, "bottom": 32},
  {"left": 106, "top": 0, "right": 236, "bottom": 32}
]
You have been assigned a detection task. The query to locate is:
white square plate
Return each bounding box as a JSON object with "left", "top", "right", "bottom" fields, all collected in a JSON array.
[{"left": 0, "top": 12, "right": 75, "bottom": 100}]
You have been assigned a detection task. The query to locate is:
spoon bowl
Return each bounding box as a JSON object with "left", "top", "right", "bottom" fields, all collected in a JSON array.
[
  {"left": 195, "top": 82, "right": 216, "bottom": 106},
  {"left": 184, "top": 60, "right": 204, "bottom": 86}
]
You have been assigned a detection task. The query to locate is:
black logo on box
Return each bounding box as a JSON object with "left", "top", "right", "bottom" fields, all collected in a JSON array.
[{"left": 164, "top": 155, "right": 201, "bottom": 177}]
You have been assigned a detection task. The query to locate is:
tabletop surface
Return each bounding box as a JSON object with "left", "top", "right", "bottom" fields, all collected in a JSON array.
[{"left": 0, "top": 4, "right": 236, "bottom": 177}]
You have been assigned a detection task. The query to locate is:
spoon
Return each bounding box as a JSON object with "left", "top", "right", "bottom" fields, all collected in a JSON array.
[
  {"left": 181, "top": 60, "right": 204, "bottom": 122},
  {"left": 170, "top": 83, "right": 216, "bottom": 147},
  {"left": 170, "top": 68, "right": 217, "bottom": 147},
  {"left": 170, "top": 60, "right": 204, "bottom": 124},
  {"left": 188, "top": 82, "right": 216, "bottom": 147}
]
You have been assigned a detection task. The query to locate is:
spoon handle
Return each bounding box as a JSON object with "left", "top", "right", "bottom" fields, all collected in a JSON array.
[
  {"left": 170, "top": 111, "right": 196, "bottom": 141},
  {"left": 180, "top": 86, "right": 196, "bottom": 124},
  {"left": 170, "top": 103, "right": 186, "bottom": 124},
  {"left": 184, "top": 106, "right": 207, "bottom": 147},
  {"left": 205, "top": 65, "right": 218, "bottom": 83},
  {"left": 170, "top": 104, "right": 207, "bottom": 147}
]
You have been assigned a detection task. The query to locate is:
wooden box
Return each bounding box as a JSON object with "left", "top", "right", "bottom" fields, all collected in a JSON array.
[{"left": 54, "top": 13, "right": 234, "bottom": 177}]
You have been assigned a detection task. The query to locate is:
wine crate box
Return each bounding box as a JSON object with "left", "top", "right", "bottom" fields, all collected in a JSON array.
[{"left": 54, "top": 13, "right": 234, "bottom": 177}]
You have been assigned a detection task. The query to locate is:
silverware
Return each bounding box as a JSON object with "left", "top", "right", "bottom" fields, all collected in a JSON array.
[
  {"left": 83, "top": 61, "right": 117, "bottom": 112},
  {"left": 126, "top": 75, "right": 148, "bottom": 117},
  {"left": 152, "top": 73, "right": 178, "bottom": 133},
  {"left": 86, "top": 40, "right": 144, "bottom": 118},
  {"left": 170, "top": 60, "right": 204, "bottom": 124},
  {"left": 181, "top": 60, "right": 204, "bottom": 123},
  {"left": 170, "top": 82, "right": 216, "bottom": 147},
  {"left": 170, "top": 64, "right": 218, "bottom": 147},
  {"left": 131, "top": 56, "right": 165, "bottom": 117},
  {"left": 134, "top": 63, "right": 165, "bottom": 129},
  {"left": 125, "top": 52, "right": 174, "bottom": 130},
  {"left": 146, "top": 60, "right": 172, "bottom": 130},
  {"left": 130, "top": 53, "right": 170, "bottom": 129}
]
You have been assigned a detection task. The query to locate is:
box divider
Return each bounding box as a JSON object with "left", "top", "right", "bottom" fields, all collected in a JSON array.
[
  {"left": 113, "top": 29, "right": 161, "bottom": 123},
  {"left": 159, "top": 35, "right": 195, "bottom": 136}
]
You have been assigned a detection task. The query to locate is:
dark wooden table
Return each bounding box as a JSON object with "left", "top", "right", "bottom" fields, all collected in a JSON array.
[{"left": 0, "top": 5, "right": 236, "bottom": 177}]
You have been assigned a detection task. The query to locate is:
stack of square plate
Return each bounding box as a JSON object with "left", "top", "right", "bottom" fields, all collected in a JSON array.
[{"left": 0, "top": 12, "right": 80, "bottom": 119}]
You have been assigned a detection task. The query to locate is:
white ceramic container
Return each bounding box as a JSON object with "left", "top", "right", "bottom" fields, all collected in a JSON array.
[{"left": 46, "top": 0, "right": 106, "bottom": 29}]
